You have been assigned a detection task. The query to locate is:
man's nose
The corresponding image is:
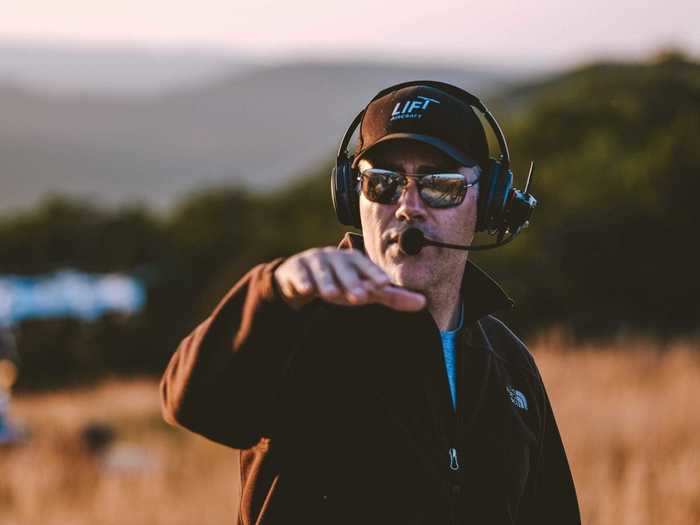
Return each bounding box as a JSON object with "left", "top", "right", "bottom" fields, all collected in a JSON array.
[{"left": 394, "top": 179, "right": 427, "bottom": 223}]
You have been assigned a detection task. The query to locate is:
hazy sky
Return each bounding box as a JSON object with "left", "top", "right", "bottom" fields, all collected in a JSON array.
[{"left": 3, "top": 0, "right": 698, "bottom": 67}]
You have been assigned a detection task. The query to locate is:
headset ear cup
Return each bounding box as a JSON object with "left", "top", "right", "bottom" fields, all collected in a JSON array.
[
  {"left": 331, "top": 158, "right": 361, "bottom": 228},
  {"left": 347, "top": 164, "right": 361, "bottom": 228},
  {"left": 477, "top": 160, "right": 512, "bottom": 233},
  {"left": 476, "top": 160, "right": 497, "bottom": 232},
  {"left": 495, "top": 168, "right": 514, "bottom": 233}
]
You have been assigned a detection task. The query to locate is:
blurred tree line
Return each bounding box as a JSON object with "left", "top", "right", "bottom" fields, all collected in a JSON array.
[{"left": 2, "top": 52, "right": 698, "bottom": 391}]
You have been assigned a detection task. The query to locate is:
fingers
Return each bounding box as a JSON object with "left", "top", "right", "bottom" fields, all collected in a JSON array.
[
  {"left": 342, "top": 251, "right": 425, "bottom": 310},
  {"left": 303, "top": 250, "right": 343, "bottom": 302},
  {"left": 321, "top": 250, "right": 366, "bottom": 303},
  {"left": 274, "top": 256, "right": 316, "bottom": 310},
  {"left": 347, "top": 252, "right": 392, "bottom": 289},
  {"left": 275, "top": 247, "right": 426, "bottom": 312},
  {"left": 368, "top": 285, "right": 426, "bottom": 312},
  {"left": 286, "top": 259, "right": 314, "bottom": 297},
  {"left": 304, "top": 248, "right": 379, "bottom": 305}
]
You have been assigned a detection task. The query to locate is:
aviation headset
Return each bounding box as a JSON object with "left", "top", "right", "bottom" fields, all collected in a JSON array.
[{"left": 330, "top": 80, "right": 536, "bottom": 240}]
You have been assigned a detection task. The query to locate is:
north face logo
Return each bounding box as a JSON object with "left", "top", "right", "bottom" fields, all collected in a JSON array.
[
  {"left": 506, "top": 386, "right": 528, "bottom": 410},
  {"left": 390, "top": 96, "right": 440, "bottom": 121}
]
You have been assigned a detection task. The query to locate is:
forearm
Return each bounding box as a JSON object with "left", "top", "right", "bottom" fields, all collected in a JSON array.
[{"left": 160, "top": 257, "right": 308, "bottom": 448}]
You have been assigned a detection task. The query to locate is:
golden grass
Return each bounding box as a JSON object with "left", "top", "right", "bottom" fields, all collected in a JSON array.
[
  {"left": 1, "top": 336, "right": 698, "bottom": 525},
  {"left": 532, "top": 333, "right": 700, "bottom": 525},
  {"left": 1, "top": 379, "right": 240, "bottom": 525}
]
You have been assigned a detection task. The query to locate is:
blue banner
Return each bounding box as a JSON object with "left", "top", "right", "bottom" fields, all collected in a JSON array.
[{"left": 0, "top": 270, "right": 145, "bottom": 326}]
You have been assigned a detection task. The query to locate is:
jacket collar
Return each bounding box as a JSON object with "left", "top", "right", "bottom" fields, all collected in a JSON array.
[{"left": 337, "top": 232, "right": 514, "bottom": 324}]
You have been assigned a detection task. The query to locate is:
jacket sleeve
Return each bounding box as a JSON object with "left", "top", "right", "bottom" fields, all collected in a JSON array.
[
  {"left": 160, "top": 257, "right": 308, "bottom": 449},
  {"left": 517, "top": 376, "right": 582, "bottom": 525}
]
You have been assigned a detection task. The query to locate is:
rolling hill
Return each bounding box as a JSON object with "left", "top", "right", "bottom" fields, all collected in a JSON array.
[{"left": 0, "top": 59, "right": 531, "bottom": 214}]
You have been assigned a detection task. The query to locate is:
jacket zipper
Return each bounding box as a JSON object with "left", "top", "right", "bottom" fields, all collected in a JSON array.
[
  {"left": 449, "top": 447, "right": 460, "bottom": 470},
  {"left": 420, "top": 311, "right": 465, "bottom": 525},
  {"left": 447, "top": 327, "right": 464, "bottom": 525},
  {"left": 446, "top": 323, "right": 470, "bottom": 524},
  {"left": 448, "top": 446, "right": 461, "bottom": 525}
]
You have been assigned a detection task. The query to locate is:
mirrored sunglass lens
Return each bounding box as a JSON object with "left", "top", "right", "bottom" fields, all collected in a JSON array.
[
  {"left": 361, "top": 170, "right": 402, "bottom": 203},
  {"left": 419, "top": 175, "right": 466, "bottom": 207}
]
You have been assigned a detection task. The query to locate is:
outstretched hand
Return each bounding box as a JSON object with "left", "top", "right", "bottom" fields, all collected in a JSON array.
[{"left": 273, "top": 247, "right": 426, "bottom": 312}]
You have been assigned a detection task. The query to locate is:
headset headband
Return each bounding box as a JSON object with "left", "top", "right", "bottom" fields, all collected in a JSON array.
[{"left": 336, "top": 80, "right": 510, "bottom": 170}]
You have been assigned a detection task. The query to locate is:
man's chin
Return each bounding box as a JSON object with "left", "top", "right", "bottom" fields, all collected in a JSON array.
[{"left": 387, "top": 259, "right": 433, "bottom": 292}]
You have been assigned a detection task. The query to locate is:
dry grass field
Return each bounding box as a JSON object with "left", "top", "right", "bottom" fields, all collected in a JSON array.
[{"left": 1, "top": 335, "right": 698, "bottom": 525}]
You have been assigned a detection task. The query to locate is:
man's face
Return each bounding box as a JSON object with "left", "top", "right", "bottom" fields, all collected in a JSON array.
[{"left": 357, "top": 140, "right": 480, "bottom": 294}]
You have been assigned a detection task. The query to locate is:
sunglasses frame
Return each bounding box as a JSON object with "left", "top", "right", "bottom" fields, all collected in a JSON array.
[{"left": 356, "top": 167, "right": 480, "bottom": 208}]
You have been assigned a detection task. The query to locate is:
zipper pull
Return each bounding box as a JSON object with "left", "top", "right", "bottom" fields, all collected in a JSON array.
[{"left": 448, "top": 447, "right": 460, "bottom": 471}]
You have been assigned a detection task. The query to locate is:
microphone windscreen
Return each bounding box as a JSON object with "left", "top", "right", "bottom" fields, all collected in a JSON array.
[{"left": 398, "top": 227, "right": 425, "bottom": 255}]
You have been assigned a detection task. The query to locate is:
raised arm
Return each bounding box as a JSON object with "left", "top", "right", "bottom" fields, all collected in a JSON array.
[
  {"left": 160, "top": 247, "right": 425, "bottom": 449},
  {"left": 160, "top": 257, "right": 304, "bottom": 449}
]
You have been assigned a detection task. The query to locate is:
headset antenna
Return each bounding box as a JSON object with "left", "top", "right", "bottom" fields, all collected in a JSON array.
[{"left": 524, "top": 161, "right": 535, "bottom": 194}]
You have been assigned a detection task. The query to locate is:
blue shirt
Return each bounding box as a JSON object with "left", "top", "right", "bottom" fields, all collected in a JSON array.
[{"left": 439, "top": 302, "right": 464, "bottom": 412}]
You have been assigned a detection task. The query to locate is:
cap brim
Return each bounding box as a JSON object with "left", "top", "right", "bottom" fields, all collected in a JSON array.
[{"left": 351, "top": 133, "right": 478, "bottom": 169}]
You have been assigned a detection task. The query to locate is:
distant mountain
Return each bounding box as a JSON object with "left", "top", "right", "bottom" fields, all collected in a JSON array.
[
  {"left": 0, "top": 41, "right": 252, "bottom": 95},
  {"left": 0, "top": 60, "right": 532, "bottom": 214}
]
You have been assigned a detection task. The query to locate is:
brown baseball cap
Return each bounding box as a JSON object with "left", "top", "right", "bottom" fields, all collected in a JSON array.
[{"left": 352, "top": 85, "right": 489, "bottom": 170}]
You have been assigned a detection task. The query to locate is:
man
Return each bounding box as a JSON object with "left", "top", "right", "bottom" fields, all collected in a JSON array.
[{"left": 160, "top": 82, "right": 581, "bottom": 524}]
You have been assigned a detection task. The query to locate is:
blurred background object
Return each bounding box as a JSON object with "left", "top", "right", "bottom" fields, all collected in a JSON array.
[
  {"left": 1, "top": 0, "right": 699, "bottom": 523},
  {"left": 0, "top": 328, "right": 25, "bottom": 445},
  {"left": 0, "top": 270, "right": 145, "bottom": 326}
]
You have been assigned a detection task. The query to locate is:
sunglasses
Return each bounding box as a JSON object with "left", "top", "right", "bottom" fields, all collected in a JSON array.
[{"left": 357, "top": 168, "right": 479, "bottom": 208}]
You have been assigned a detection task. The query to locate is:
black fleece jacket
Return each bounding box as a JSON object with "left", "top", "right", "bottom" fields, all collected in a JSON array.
[{"left": 161, "top": 232, "right": 581, "bottom": 525}]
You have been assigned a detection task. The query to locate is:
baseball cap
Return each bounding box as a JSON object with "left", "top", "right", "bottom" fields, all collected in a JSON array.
[{"left": 352, "top": 85, "right": 489, "bottom": 170}]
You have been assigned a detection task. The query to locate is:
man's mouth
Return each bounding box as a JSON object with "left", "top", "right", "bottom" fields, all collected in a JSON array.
[
  {"left": 385, "top": 232, "right": 403, "bottom": 248},
  {"left": 385, "top": 229, "right": 430, "bottom": 253}
]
